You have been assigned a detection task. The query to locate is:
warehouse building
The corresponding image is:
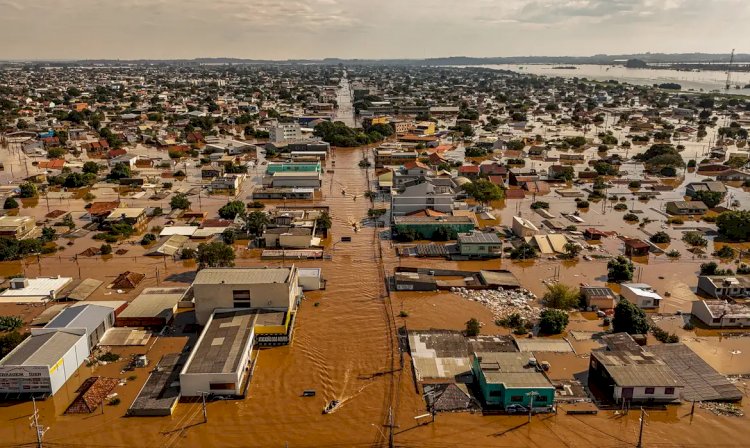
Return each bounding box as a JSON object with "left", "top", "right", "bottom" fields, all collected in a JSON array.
[
  {"left": 180, "top": 310, "right": 258, "bottom": 397},
  {"left": 0, "top": 304, "right": 114, "bottom": 397}
]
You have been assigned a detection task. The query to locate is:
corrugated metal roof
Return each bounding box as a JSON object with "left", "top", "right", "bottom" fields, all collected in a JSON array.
[
  {"left": 0, "top": 330, "right": 84, "bottom": 367},
  {"left": 592, "top": 349, "right": 682, "bottom": 387},
  {"left": 193, "top": 267, "right": 292, "bottom": 285},
  {"left": 45, "top": 304, "right": 112, "bottom": 335},
  {"left": 118, "top": 288, "right": 186, "bottom": 319}
]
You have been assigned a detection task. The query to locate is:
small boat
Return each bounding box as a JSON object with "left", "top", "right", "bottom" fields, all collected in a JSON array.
[{"left": 323, "top": 400, "right": 340, "bottom": 414}]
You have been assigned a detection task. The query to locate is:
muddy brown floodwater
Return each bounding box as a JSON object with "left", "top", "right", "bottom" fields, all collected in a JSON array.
[{"left": 1, "top": 148, "right": 750, "bottom": 447}]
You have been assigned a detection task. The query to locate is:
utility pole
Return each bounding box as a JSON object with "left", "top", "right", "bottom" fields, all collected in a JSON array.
[
  {"left": 637, "top": 407, "right": 647, "bottom": 448},
  {"left": 388, "top": 406, "right": 394, "bottom": 448},
  {"left": 526, "top": 391, "right": 538, "bottom": 423},
  {"left": 30, "top": 397, "right": 48, "bottom": 448},
  {"left": 200, "top": 391, "right": 208, "bottom": 423}
]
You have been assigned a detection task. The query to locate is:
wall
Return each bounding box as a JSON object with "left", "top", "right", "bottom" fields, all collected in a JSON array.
[
  {"left": 194, "top": 282, "right": 294, "bottom": 326},
  {"left": 614, "top": 385, "right": 681, "bottom": 403}
]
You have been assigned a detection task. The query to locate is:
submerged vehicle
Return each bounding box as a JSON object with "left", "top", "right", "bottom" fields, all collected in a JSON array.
[{"left": 323, "top": 400, "right": 340, "bottom": 414}]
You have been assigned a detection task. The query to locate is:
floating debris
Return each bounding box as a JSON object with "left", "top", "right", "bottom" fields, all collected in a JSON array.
[
  {"left": 699, "top": 402, "right": 744, "bottom": 417},
  {"left": 451, "top": 287, "right": 540, "bottom": 321}
]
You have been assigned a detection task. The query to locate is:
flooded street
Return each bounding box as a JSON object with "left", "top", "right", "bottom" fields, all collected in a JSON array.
[{"left": 0, "top": 144, "right": 749, "bottom": 446}]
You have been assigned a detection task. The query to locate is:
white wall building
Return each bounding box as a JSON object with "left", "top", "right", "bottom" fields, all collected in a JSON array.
[
  {"left": 620, "top": 283, "right": 663, "bottom": 309},
  {"left": 270, "top": 123, "right": 302, "bottom": 143},
  {"left": 192, "top": 267, "right": 301, "bottom": 326},
  {"left": 180, "top": 310, "right": 257, "bottom": 397},
  {"left": 691, "top": 300, "right": 750, "bottom": 328}
]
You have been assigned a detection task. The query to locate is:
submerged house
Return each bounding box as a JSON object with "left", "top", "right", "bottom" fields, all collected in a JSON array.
[{"left": 471, "top": 352, "right": 555, "bottom": 410}]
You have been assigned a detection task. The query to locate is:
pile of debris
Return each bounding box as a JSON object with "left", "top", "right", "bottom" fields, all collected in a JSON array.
[
  {"left": 699, "top": 402, "right": 744, "bottom": 417},
  {"left": 451, "top": 287, "right": 541, "bottom": 321}
]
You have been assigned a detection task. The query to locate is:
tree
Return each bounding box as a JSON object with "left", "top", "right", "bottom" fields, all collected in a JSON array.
[
  {"left": 607, "top": 256, "right": 634, "bottom": 282},
  {"left": 82, "top": 161, "right": 101, "bottom": 174},
  {"left": 221, "top": 228, "right": 236, "bottom": 244},
  {"left": 0, "top": 331, "right": 29, "bottom": 358},
  {"left": 315, "top": 211, "right": 332, "bottom": 234},
  {"left": 563, "top": 242, "right": 581, "bottom": 259},
  {"left": 510, "top": 242, "right": 537, "bottom": 260},
  {"left": 612, "top": 299, "right": 649, "bottom": 334},
  {"left": 140, "top": 233, "right": 156, "bottom": 245},
  {"left": 714, "top": 245, "right": 736, "bottom": 259},
  {"left": 47, "top": 147, "right": 65, "bottom": 159},
  {"left": 196, "top": 241, "right": 235, "bottom": 269},
  {"left": 108, "top": 162, "right": 132, "bottom": 180},
  {"left": 649, "top": 231, "right": 671, "bottom": 244},
  {"left": 692, "top": 190, "right": 723, "bottom": 208},
  {"left": 462, "top": 179, "right": 503, "bottom": 206},
  {"left": 542, "top": 283, "right": 580, "bottom": 310},
  {"left": 242, "top": 210, "right": 269, "bottom": 236},
  {"left": 18, "top": 182, "right": 37, "bottom": 198},
  {"left": 465, "top": 318, "right": 480, "bottom": 337},
  {"left": 100, "top": 244, "right": 112, "bottom": 255},
  {"left": 699, "top": 261, "right": 733, "bottom": 276},
  {"left": 716, "top": 211, "right": 750, "bottom": 242},
  {"left": 40, "top": 227, "right": 56, "bottom": 243},
  {"left": 218, "top": 200, "right": 246, "bottom": 219},
  {"left": 3, "top": 197, "right": 18, "bottom": 209},
  {"left": 539, "top": 309, "right": 569, "bottom": 334},
  {"left": 170, "top": 193, "right": 190, "bottom": 210}
]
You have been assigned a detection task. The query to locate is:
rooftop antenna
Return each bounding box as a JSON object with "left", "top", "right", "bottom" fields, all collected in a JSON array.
[{"left": 725, "top": 49, "right": 735, "bottom": 90}]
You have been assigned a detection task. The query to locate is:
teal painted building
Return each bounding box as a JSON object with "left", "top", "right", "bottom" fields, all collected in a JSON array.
[
  {"left": 266, "top": 161, "right": 321, "bottom": 174},
  {"left": 471, "top": 352, "right": 555, "bottom": 409},
  {"left": 392, "top": 216, "right": 475, "bottom": 240}
]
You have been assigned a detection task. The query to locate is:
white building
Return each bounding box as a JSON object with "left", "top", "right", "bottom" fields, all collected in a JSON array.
[
  {"left": 691, "top": 300, "right": 750, "bottom": 328},
  {"left": 0, "top": 304, "right": 114, "bottom": 396},
  {"left": 512, "top": 216, "right": 539, "bottom": 238},
  {"left": 180, "top": 309, "right": 257, "bottom": 397},
  {"left": 270, "top": 123, "right": 302, "bottom": 143},
  {"left": 620, "top": 283, "right": 663, "bottom": 309},
  {"left": 697, "top": 275, "right": 750, "bottom": 299},
  {"left": 191, "top": 267, "right": 301, "bottom": 326},
  {"left": 390, "top": 181, "right": 455, "bottom": 217},
  {"left": 0, "top": 276, "right": 73, "bottom": 303}
]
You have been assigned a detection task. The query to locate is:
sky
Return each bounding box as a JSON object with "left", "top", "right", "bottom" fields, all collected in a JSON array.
[{"left": 0, "top": 0, "right": 746, "bottom": 60}]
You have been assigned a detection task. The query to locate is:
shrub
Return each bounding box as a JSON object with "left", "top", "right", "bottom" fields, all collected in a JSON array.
[
  {"left": 713, "top": 245, "right": 736, "bottom": 259},
  {"left": 543, "top": 283, "right": 580, "bottom": 310},
  {"left": 576, "top": 200, "right": 589, "bottom": 209},
  {"left": 530, "top": 201, "right": 549, "bottom": 210},
  {"left": 613, "top": 203, "right": 627, "bottom": 211},
  {"left": 539, "top": 309, "right": 569, "bottom": 335},
  {"left": 100, "top": 244, "right": 112, "bottom": 255},
  {"left": 628, "top": 181, "right": 642, "bottom": 188},
  {"left": 98, "top": 352, "right": 120, "bottom": 362},
  {"left": 140, "top": 233, "right": 156, "bottom": 245},
  {"left": 398, "top": 310, "right": 409, "bottom": 318},
  {"left": 623, "top": 213, "right": 639, "bottom": 222},
  {"left": 667, "top": 217, "right": 684, "bottom": 225},
  {"left": 650, "top": 231, "right": 671, "bottom": 244},
  {"left": 682, "top": 232, "right": 707, "bottom": 247},
  {"left": 666, "top": 249, "right": 681, "bottom": 258},
  {"left": 3, "top": 198, "right": 18, "bottom": 209},
  {"left": 180, "top": 247, "right": 196, "bottom": 259},
  {"left": 465, "top": 318, "right": 480, "bottom": 337}
]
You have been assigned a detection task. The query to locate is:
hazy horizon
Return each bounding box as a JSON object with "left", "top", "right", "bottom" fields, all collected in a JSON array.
[{"left": 0, "top": 0, "right": 746, "bottom": 60}]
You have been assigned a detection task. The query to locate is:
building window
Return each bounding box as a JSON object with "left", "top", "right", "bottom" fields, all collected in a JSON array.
[
  {"left": 535, "top": 395, "right": 547, "bottom": 402},
  {"left": 232, "top": 290, "right": 251, "bottom": 308},
  {"left": 665, "top": 387, "right": 675, "bottom": 395},
  {"left": 713, "top": 318, "right": 721, "bottom": 323},
  {"left": 209, "top": 382, "right": 236, "bottom": 391},
  {"left": 645, "top": 387, "right": 655, "bottom": 395},
  {"left": 510, "top": 395, "right": 523, "bottom": 402},
  {"left": 489, "top": 390, "right": 502, "bottom": 397}
]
